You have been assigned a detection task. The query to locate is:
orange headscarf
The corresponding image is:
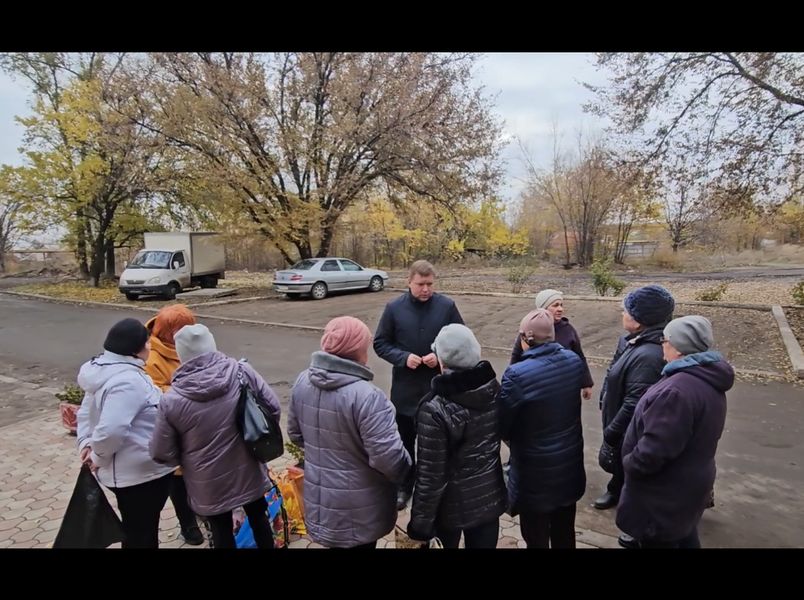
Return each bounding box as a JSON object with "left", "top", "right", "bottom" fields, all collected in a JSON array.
[{"left": 151, "top": 304, "right": 196, "bottom": 346}]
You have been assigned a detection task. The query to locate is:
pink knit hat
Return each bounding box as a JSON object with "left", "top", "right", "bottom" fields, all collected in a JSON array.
[
  {"left": 519, "top": 308, "right": 555, "bottom": 346},
  {"left": 320, "top": 316, "right": 373, "bottom": 361}
]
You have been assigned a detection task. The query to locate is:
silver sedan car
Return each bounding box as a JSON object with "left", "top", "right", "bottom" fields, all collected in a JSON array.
[{"left": 272, "top": 257, "right": 389, "bottom": 300}]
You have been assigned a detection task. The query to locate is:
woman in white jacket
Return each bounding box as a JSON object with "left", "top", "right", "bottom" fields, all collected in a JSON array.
[{"left": 76, "top": 318, "right": 175, "bottom": 548}]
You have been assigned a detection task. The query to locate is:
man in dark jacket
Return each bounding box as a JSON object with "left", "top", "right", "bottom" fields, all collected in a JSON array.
[
  {"left": 499, "top": 309, "right": 586, "bottom": 548},
  {"left": 595, "top": 284, "right": 676, "bottom": 525},
  {"left": 616, "top": 316, "right": 732, "bottom": 548},
  {"left": 407, "top": 324, "right": 506, "bottom": 548},
  {"left": 374, "top": 260, "right": 464, "bottom": 510}
]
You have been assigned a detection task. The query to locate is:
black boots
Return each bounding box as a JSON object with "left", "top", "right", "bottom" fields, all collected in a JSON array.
[
  {"left": 593, "top": 492, "right": 619, "bottom": 510},
  {"left": 180, "top": 525, "right": 204, "bottom": 546}
]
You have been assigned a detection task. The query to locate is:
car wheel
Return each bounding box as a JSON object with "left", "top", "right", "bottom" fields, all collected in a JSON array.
[
  {"left": 369, "top": 276, "right": 384, "bottom": 292},
  {"left": 311, "top": 281, "right": 328, "bottom": 300},
  {"left": 164, "top": 282, "right": 180, "bottom": 300},
  {"left": 124, "top": 292, "right": 139, "bottom": 301}
]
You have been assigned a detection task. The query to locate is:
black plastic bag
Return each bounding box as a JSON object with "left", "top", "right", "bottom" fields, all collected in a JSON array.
[{"left": 53, "top": 465, "right": 125, "bottom": 548}]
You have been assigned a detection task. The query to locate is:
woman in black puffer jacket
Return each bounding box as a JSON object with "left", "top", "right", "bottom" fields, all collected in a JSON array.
[
  {"left": 595, "top": 285, "right": 675, "bottom": 517},
  {"left": 406, "top": 324, "right": 506, "bottom": 549}
]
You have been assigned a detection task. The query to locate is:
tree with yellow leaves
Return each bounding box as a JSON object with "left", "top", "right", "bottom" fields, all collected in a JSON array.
[{"left": 140, "top": 53, "right": 503, "bottom": 264}]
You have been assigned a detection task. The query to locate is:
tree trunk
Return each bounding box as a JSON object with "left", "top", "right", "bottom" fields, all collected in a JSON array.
[
  {"left": 584, "top": 237, "right": 595, "bottom": 267},
  {"left": 562, "top": 226, "right": 571, "bottom": 267},
  {"left": 316, "top": 222, "right": 337, "bottom": 258},
  {"left": 75, "top": 209, "right": 90, "bottom": 279},
  {"left": 89, "top": 236, "right": 106, "bottom": 288},
  {"left": 105, "top": 239, "right": 116, "bottom": 278}
]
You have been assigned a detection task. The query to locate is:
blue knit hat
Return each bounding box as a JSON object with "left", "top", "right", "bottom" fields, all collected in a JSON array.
[{"left": 623, "top": 285, "right": 675, "bottom": 327}]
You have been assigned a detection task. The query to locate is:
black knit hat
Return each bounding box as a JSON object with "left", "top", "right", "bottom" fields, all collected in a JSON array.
[
  {"left": 623, "top": 285, "right": 675, "bottom": 327},
  {"left": 103, "top": 318, "right": 149, "bottom": 357}
]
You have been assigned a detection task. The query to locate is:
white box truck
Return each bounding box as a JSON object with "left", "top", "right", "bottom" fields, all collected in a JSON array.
[{"left": 118, "top": 232, "right": 226, "bottom": 300}]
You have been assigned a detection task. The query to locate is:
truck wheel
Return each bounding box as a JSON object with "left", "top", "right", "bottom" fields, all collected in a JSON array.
[
  {"left": 164, "top": 282, "right": 180, "bottom": 300},
  {"left": 369, "top": 276, "right": 384, "bottom": 292},
  {"left": 310, "top": 281, "right": 328, "bottom": 300},
  {"left": 125, "top": 292, "right": 139, "bottom": 301},
  {"left": 200, "top": 276, "right": 218, "bottom": 289}
]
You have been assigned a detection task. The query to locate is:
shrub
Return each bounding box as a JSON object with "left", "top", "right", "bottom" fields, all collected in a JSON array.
[
  {"left": 55, "top": 383, "right": 83, "bottom": 405},
  {"left": 590, "top": 258, "right": 626, "bottom": 297},
  {"left": 792, "top": 280, "right": 804, "bottom": 305},
  {"left": 506, "top": 264, "right": 534, "bottom": 294},
  {"left": 695, "top": 283, "right": 729, "bottom": 302}
]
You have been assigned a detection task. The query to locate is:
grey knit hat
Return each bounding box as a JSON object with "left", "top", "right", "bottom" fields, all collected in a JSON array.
[
  {"left": 175, "top": 324, "right": 217, "bottom": 363},
  {"left": 534, "top": 289, "right": 563, "bottom": 309},
  {"left": 431, "top": 324, "right": 481, "bottom": 370},
  {"left": 663, "top": 316, "right": 714, "bottom": 355}
]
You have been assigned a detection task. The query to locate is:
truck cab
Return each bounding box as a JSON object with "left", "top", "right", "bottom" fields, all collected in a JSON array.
[
  {"left": 119, "top": 249, "right": 191, "bottom": 300},
  {"left": 118, "top": 232, "right": 225, "bottom": 300}
]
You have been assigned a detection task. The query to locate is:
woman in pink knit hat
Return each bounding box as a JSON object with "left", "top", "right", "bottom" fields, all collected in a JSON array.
[{"left": 288, "top": 316, "right": 411, "bottom": 548}]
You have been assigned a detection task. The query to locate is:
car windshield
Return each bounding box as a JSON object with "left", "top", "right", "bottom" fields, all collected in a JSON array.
[
  {"left": 129, "top": 250, "right": 172, "bottom": 269},
  {"left": 290, "top": 259, "right": 318, "bottom": 270}
]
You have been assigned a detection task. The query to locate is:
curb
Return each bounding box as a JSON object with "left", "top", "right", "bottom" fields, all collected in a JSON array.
[
  {"left": 185, "top": 295, "right": 274, "bottom": 309},
  {"left": 771, "top": 306, "right": 804, "bottom": 379},
  {"left": 0, "top": 290, "right": 159, "bottom": 313},
  {"left": 192, "top": 313, "right": 325, "bottom": 333}
]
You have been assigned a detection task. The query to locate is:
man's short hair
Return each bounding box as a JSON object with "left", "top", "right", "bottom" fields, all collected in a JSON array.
[{"left": 408, "top": 260, "right": 436, "bottom": 279}]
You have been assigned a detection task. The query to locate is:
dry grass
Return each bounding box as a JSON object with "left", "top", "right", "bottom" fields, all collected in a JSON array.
[
  {"left": 219, "top": 271, "right": 272, "bottom": 289},
  {"left": 628, "top": 279, "right": 803, "bottom": 306},
  {"left": 12, "top": 281, "right": 122, "bottom": 303},
  {"left": 9, "top": 272, "right": 273, "bottom": 306}
]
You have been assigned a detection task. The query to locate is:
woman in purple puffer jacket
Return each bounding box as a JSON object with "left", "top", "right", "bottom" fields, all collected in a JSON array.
[
  {"left": 616, "top": 316, "right": 732, "bottom": 548},
  {"left": 150, "top": 324, "right": 282, "bottom": 549}
]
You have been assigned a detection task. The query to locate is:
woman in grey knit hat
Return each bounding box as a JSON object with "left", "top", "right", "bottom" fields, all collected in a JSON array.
[
  {"left": 616, "top": 316, "right": 733, "bottom": 548},
  {"left": 509, "top": 289, "right": 594, "bottom": 399}
]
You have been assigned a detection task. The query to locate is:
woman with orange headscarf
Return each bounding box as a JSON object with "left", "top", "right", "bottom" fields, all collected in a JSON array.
[{"left": 144, "top": 304, "right": 204, "bottom": 545}]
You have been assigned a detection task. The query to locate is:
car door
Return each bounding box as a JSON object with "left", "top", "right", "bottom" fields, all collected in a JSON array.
[
  {"left": 319, "top": 259, "right": 345, "bottom": 289},
  {"left": 338, "top": 259, "right": 370, "bottom": 289},
  {"left": 172, "top": 251, "right": 191, "bottom": 288}
]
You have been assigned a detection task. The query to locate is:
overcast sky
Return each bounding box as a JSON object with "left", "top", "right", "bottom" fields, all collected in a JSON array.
[{"left": 0, "top": 52, "right": 609, "bottom": 210}]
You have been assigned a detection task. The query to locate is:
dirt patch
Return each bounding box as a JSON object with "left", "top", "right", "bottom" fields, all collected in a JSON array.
[
  {"left": 196, "top": 291, "right": 791, "bottom": 375},
  {"left": 785, "top": 307, "right": 804, "bottom": 348},
  {"left": 387, "top": 267, "right": 803, "bottom": 305}
]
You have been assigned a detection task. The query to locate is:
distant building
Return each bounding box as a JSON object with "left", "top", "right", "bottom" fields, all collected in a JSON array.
[{"left": 622, "top": 240, "right": 659, "bottom": 258}]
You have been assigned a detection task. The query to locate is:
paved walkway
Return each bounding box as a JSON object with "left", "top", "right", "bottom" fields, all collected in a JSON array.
[{"left": 0, "top": 372, "right": 620, "bottom": 549}]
